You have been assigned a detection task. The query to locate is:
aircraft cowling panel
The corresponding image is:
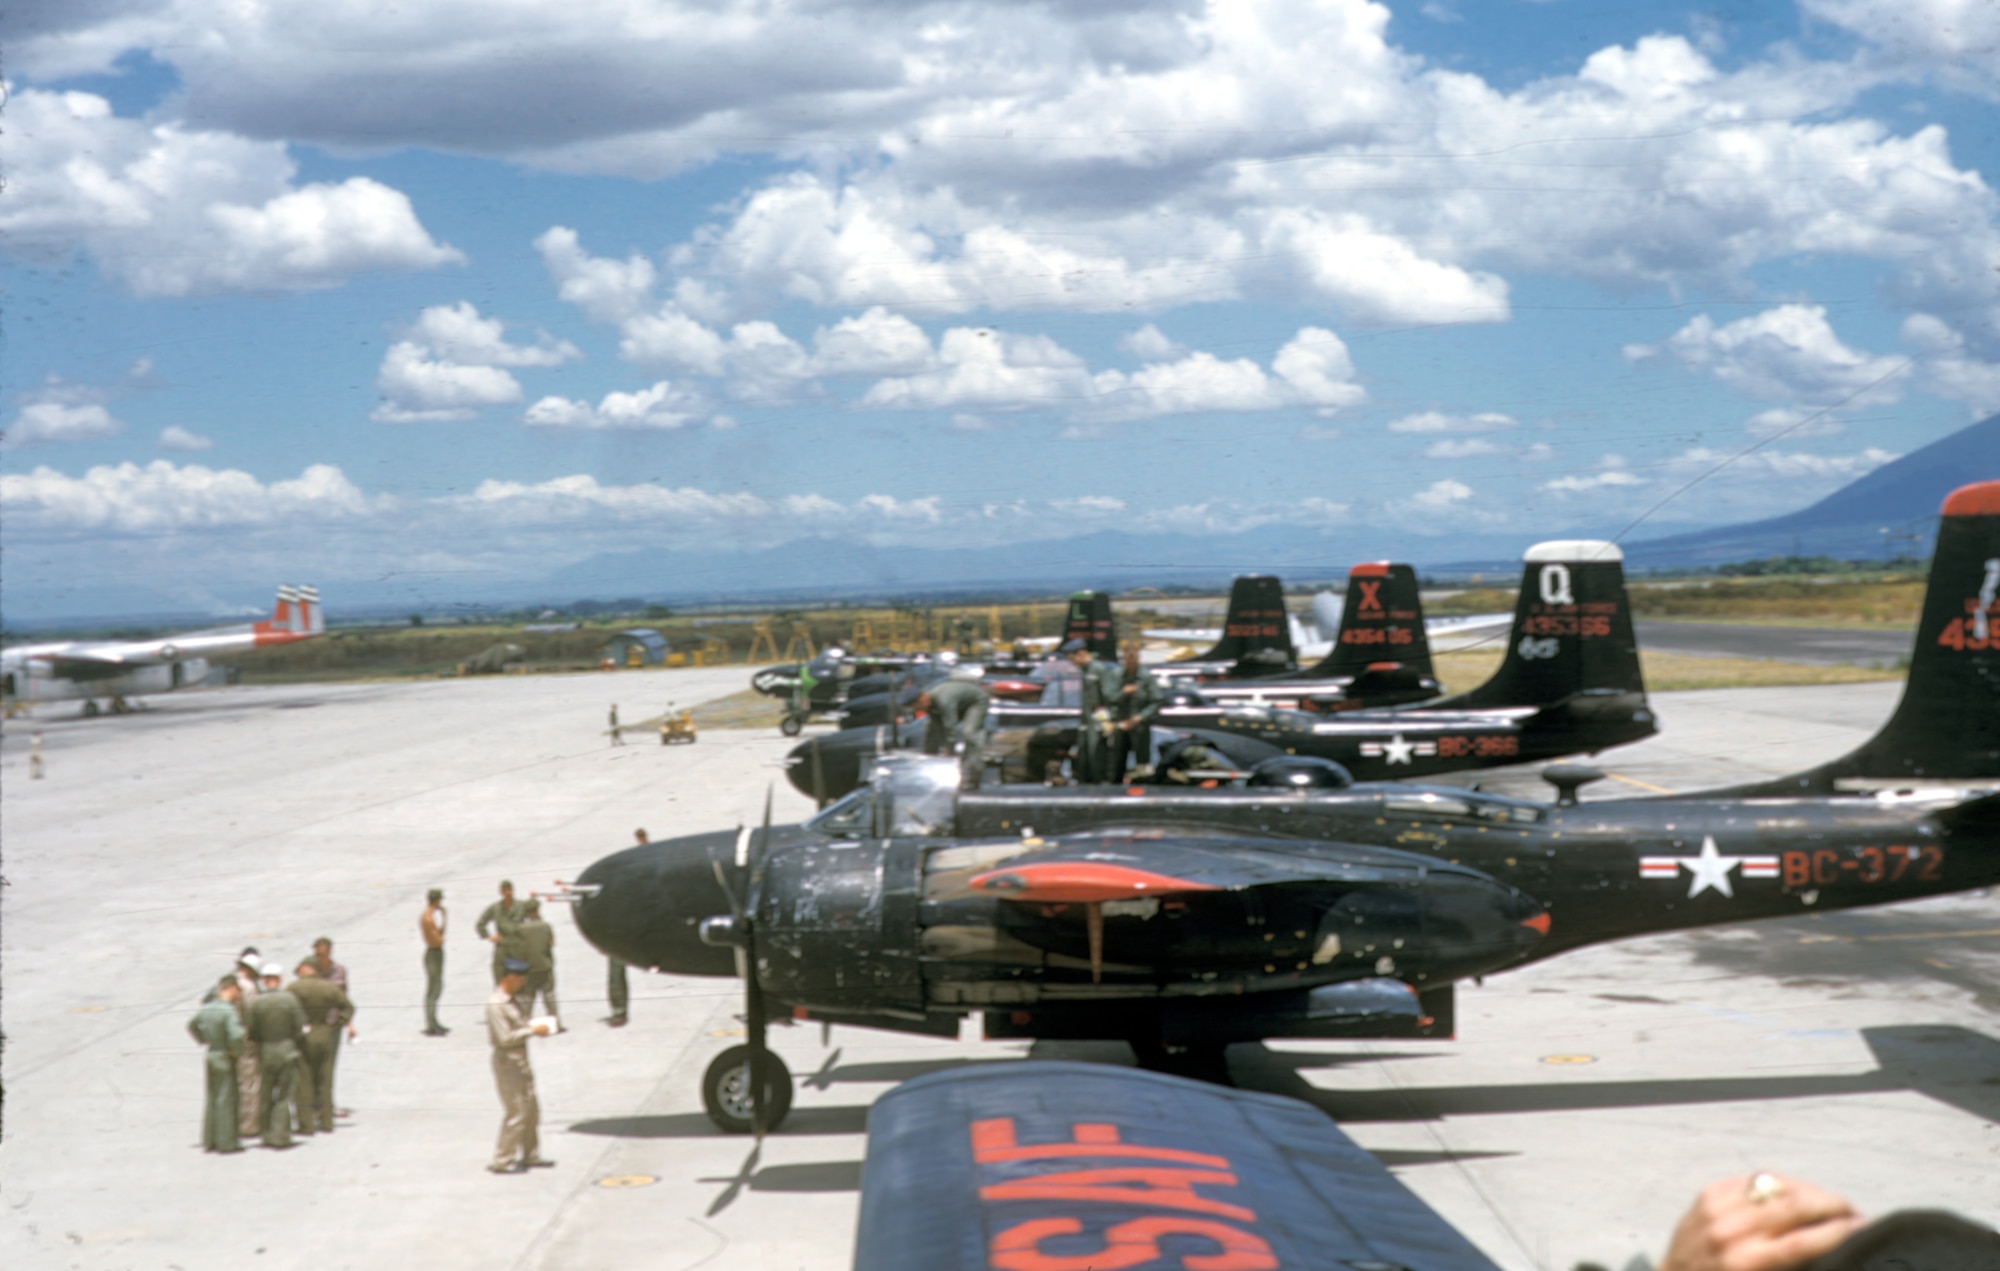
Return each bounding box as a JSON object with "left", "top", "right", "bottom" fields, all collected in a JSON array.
[{"left": 755, "top": 839, "right": 928, "bottom": 1016}]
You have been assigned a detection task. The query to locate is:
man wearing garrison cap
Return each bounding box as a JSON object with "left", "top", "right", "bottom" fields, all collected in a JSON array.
[{"left": 486, "top": 957, "right": 554, "bottom": 1174}]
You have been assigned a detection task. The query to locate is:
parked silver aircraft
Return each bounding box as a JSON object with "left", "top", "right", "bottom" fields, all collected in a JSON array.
[{"left": 2, "top": 585, "right": 323, "bottom": 715}]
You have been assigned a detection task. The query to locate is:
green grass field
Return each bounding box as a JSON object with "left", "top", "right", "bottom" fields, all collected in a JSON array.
[{"left": 202, "top": 574, "right": 1923, "bottom": 693}]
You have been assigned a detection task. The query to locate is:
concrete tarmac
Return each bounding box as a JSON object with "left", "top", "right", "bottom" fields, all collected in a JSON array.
[
  {"left": 2, "top": 672, "right": 1995, "bottom": 1271},
  {"left": 1633, "top": 620, "right": 1912, "bottom": 666}
]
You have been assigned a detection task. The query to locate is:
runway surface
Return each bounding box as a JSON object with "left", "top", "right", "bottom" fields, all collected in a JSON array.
[
  {"left": 1632, "top": 620, "right": 1912, "bottom": 666},
  {"left": 2, "top": 671, "right": 1994, "bottom": 1271}
]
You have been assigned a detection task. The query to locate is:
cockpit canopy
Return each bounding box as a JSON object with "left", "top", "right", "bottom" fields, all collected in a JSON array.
[{"left": 804, "top": 753, "right": 964, "bottom": 839}]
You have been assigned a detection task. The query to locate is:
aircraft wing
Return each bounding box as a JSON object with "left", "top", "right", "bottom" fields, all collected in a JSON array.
[
  {"left": 855, "top": 1060, "right": 1503, "bottom": 1271},
  {"left": 963, "top": 831, "right": 1428, "bottom": 901},
  {"left": 28, "top": 653, "right": 155, "bottom": 681}
]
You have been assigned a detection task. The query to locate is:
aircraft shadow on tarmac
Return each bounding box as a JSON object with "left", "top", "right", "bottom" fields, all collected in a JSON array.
[
  {"left": 565, "top": 1023, "right": 1997, "bottom": 1148},
  {"left": 1229, "top": 1026, "right": 2000, "bottom": 1126}
]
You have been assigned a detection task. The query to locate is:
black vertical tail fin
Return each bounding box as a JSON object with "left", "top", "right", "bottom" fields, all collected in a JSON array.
[
  {"left": 1063, "top": 591, "right": 1118, "bottom": 660},
  {"left": 1308, "top": 562, "right": 1437, "bottom": 683},
  {"left": 1186, "top": 575, "right": 1294, "bottom": 669},
  {"left": 1756, "top": 481, "right": 2000, "bottom": 792},
  {"left": 1443, "top": 540, "right": 1645, "bottom": 709}
]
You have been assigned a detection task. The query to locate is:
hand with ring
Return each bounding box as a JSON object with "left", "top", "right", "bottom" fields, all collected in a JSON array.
[{"left": 1661, "top": 1173, "right": 1865, "bottom": 1271}]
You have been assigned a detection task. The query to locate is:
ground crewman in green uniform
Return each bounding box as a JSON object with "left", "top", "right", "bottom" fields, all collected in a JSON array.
[
  {"left": 288, "top": 960, "right": 354, "bottom": 1135},
  {"left": 916, "top": 667, "right": 990, "bottom": 785},
  {"left": 1107, "top": 645, "right": 1163, "bottom": 780},
  {"left": 247, "top": 961, "right": 306, "bottom": 1148},
  {"left": 1068, "top": 638, "right": 1123, "bottom": 783},
  {"left": 421, "top": 888, "right": 448, "bottom": 1035},
  {"left": 515, "top": 899, "right": 560, "bottom": 1030},
  {"left": 188, "top": 975, "right": 246, "bottom": 1153},
  {"left": 476, "top": 880, "right": 527, "bottom": 985}
]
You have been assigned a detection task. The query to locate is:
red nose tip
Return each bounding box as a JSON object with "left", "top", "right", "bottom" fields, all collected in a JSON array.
[{"left": 1521, "top": 912, "right": 1551, "bottom": 935}]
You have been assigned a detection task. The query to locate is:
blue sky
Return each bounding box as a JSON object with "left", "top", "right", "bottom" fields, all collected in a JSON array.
[{"left": 4, "top": 0, "right": 1997, "bottom": 619}]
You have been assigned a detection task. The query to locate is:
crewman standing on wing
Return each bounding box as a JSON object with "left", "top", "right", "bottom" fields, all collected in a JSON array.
[
  {"left": 1067, "top": 638, "right": 1122, "bottom": 783},
  {"left": 1108, "top": 644, "right": 1163, "bottom": 779},
  {"left": 916, "top": 665, "right": 990, "bottom": 785}
]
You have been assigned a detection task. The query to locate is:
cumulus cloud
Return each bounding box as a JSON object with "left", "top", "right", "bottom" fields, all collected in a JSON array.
[
  {"left": 0, "top": 461, "right": 383, "bottom": 531},
  {"left": 1387, "top": 411, "right": 1519, "bottom": 435},
  {"left": 1543, "top": 469, "right": 1647, "bottom": 493},
  {"left": 1536, "top": 446, "right": 1899, "bottom": 525},
  {"left": 1426, "top": 438, "right": 1505, "bottom": 459},
  {"left": 1628, "top": 306, "right": 1911, "bottom": 406},
  {"left": 1120, "top": 325, "right": 1186, "bottom": 361},
  {"left": 1904, "top": 314, "right": 2000, "bottom": 418},
  {"left": 3, "top": 401, "right": 124, "bottom": 451},
  {"left": 1802, "top": 0, "right": 2000, "bottom": 97},
  {"left": 372, "top": 301, "right": 580, "bottom": 422},
  {"left": 523, "top": 382, "right": 711, "bottom": 431},
  {"left": 158, "top": 425, "right": 215, "bottom": 452},
  {"left": 3, "top": 88, "right": 462, "bottom": 296},
  {"left": 862, "top": 324, "right": 1365, "bottom": 428},
  {"left": 406, "top": 302, "right": 580, "bottom": 369},
  {"left": 18, "top": 7, "right": 2000, "bottom": 349},
  {"left": 373, "top": 342, "right": 524, "bottom": 423},
  {"left": 1, "top": 366, "right": 151, "bottom": 449},
  {"left": 1406, "top": 479, "right": 1476, "bottom": 512},
  {"left": 812, "top": 308, "right": 936, "bottom": 378}
]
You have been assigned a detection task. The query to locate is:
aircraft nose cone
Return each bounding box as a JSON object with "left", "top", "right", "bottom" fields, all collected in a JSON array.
[{"left": 573, "top": 834, "right": 742, "bottom": 977}]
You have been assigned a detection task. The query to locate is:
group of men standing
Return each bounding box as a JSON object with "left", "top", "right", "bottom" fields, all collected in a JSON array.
[
  {"left": 913, "top": 641, "right": 1164, "bottom": 786},
  {"left": 188, "top": 940, "right": 355, "bottom": 1153},
  {"left": 1068, "top": 641, "right": 1162, "bottom": 783}
]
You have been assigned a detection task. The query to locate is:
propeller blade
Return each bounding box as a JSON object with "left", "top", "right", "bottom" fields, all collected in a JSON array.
[
  {"left": 747, "top": 783, "right": 776, "bottom": 1139},
  {"left": 708, "top": 857, "right": 745, "bottom": 921}
]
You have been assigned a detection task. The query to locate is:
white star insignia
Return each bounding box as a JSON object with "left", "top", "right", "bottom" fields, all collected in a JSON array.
[
  {"left": 1679, "top": 836, "right": 1740, "bottom": 899},
  {"left": 1379, "top": 734, "right": 1416, "bottom": 765}
]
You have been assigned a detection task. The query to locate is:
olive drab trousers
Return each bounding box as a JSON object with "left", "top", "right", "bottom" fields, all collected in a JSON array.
[
  {"left": 237, "top": 1041, "right": 262, "bottom": 1136},
  {"left": 204, "top": 1053, "right": 241, "bottom": 1152},
  {"left": 258, "top": 1041, "right": 302, "bottom": 1147},
  {"left": 491, "top": 1051, "right": 540, "bottom": 1168},
  {"left": 299, "top": 1026, "right": 338, "bottom": 1133},
  {"left": 424, "top": 946, "right": 445, "bottom": 1032}
]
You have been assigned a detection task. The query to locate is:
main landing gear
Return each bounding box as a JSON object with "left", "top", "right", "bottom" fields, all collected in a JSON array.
[{"left": 701, "top": 1045, "right": 794, "bottom": 1134}]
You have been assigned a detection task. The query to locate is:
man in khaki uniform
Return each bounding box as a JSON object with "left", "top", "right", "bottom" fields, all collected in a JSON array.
[
  {"left": 486, "top": 958, "right": 553, "bottom": 1174},
  {"left": 247, "top": 961, "right": 305, "bottom": 1148},
  {"left": 514, "top": 898, "right": 560, "bottom": 1029},
  {"left": 476, "top": 880, "right": 527, "bottom": 984},
  {"left": 288, "top": 960, "right": 355, "bottom": 1135},
  {"left": 187, "top": 975, "right": 246, "bottom": 1153},
  {"left": 230, "top": 948, "right": 263, "bottom": 1136}
]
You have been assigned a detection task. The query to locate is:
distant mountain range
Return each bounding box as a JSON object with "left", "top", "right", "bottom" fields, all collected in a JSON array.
[
  {"left": 9, "top": 413, "right": 1996, "bottom": 629},
  {"left": 1617, "top": 412, "right": 1999, "bottom": 568}
]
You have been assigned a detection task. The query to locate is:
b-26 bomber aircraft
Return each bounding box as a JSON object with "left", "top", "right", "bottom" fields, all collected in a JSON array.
[
  {"left": 782, "top": 539, "right": 1656, "bottom": 801},
  {"left": 573, "top": 482, "right": 2000, "bottom": 1135}
]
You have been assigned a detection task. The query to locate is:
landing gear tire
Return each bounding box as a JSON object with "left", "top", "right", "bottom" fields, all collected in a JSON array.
[
  {"left": 1130, "top": 1039, "right": 1234, "bottom": 1085},
  {"left": 779, "top": 712, "right": 805, "bottom": 738},
  {"left": 701, "top": 1045, "right": 794, "bottom": 1134},
  {"left": 82, "top": 700, "right": 101, "bottom": 718}
]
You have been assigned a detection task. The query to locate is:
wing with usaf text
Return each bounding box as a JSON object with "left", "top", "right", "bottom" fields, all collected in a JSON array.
[{"left": 854, "top": 1061, "right": 1503, "bottom": 1271}]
